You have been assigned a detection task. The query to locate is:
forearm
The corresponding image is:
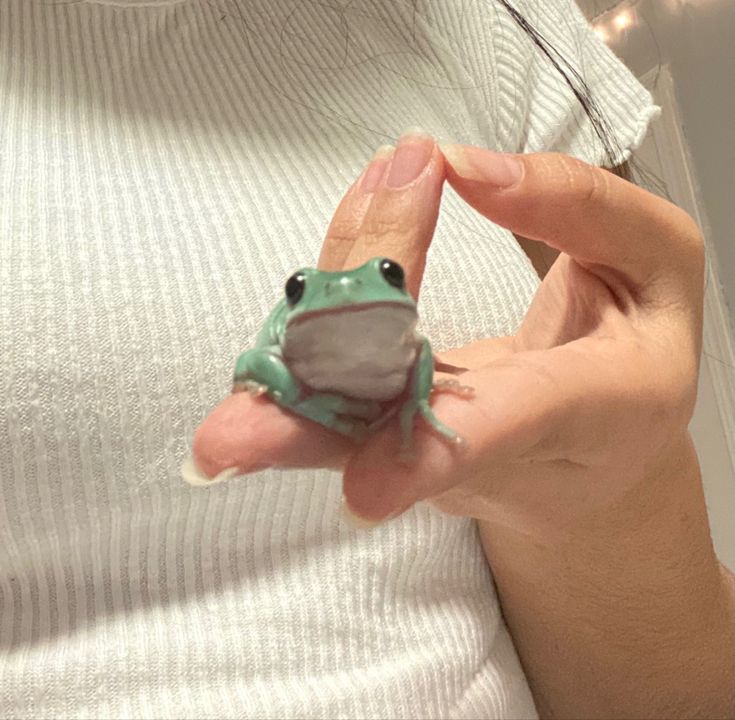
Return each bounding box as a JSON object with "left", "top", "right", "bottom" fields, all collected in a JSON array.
[{"left": 479, "top": 434, "right": 735, "bottom": 718}]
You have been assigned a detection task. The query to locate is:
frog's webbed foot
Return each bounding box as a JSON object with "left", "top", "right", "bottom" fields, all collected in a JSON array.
[
  {"left": 336, "top": 397, "right": 383, "bottom": 421},
  {"left": 293, "top": 394, "right": 378, "bottom": 440},
  {"left": 337, "top": 417, "right": 370, "bottom": 441},
  {"left": 398, "top": 399, "right": 468, "bottom": 463},
  {"left": 419, "top": 401, "right": 468, "bottom": 448},
  {"left": 232, "top": 379, "right": 269, "bottom": 397},
  {"left": 431, "top": 378, "right": 475, "bottom": 399},
  {"left": 310, "top": 412, "right": 369, "bottom": 440},
  {"left": 298, "top": 394, "right": 381, "bottom": 421}
]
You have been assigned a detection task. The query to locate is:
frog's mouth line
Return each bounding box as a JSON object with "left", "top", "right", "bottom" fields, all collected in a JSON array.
[{"left": 288, "top": 301, "right": 416, "bottom": 327}]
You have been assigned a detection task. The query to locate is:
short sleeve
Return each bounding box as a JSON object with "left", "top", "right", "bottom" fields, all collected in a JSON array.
[
  {"left": 415, "top": 0, "right": 660, "bottom": 167},
  {"left": 492, "top": 0, "right": 660, "bottom": 166}
]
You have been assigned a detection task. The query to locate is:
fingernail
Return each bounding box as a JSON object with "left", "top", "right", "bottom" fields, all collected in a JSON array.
[
  {"left": 360, "top": 144, "right": 394, "bottom": 193},
  {"left": 181, "top": 457, "right": 241, "bottom": 487},
  {"left": 339, "top": 500, "right": 386, "bottom": 530},
  {"left": 440, "top": 143, "right": 523, "bottom": 188},
  {"left": 386, "top": 129, "right": 435, "bottom": 188}
]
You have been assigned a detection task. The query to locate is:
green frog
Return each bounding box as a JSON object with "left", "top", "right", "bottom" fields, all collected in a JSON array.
[{"left": 232, "top": 257, "right": 472, "bottom": 456}]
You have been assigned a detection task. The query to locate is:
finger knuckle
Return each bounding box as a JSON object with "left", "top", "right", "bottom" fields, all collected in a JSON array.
[
  {"left": 674, "top": 206, "right": 704, "bottom": 255},
  {"left": 656, "top": 375, "right": 697, "bottom": 435},
  {"left": 361, "top": 216, "right": 405, "bottom": 248},
  {"left": 642, "top": 341, "right": 698, "bottom": 430},
  {"left": 668, "top": 201, "right": 699, "bottom": 233},
  {"left": 660, "top": 204, "right": 706, "bottom": 282},
  {"left": 372, "top": 214, "right": 403, "bottom": 235},
  {"left": 545, "top": 153, "right": 609, "bottom": 207},
  {"left": 574, "top": 161, "right": 609, "bottom": 206},
  {"left": 325, "top": 219, "right": 358, "bottom": 247}
]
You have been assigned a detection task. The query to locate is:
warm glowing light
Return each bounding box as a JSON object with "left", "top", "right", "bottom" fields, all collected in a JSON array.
[
  {"left": 613, "top": 9, "right": 633, "bottom": 30},
  {"left": 593, "top": 24, "right": 610, "bottom": 43}
]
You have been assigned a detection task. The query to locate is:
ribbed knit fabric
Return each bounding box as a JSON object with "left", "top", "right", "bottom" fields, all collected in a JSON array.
[{"left": 0, "top": 1, "right": 657, "bottom": 718}]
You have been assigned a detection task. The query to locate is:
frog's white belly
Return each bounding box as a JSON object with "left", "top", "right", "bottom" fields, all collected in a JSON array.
[{"left": 283, "top": 305, "right": 419, "bottom": 401}]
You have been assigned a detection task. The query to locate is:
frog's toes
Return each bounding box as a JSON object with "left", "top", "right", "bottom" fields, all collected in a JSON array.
[
  {"left": 232, "top": 379, "right": 269, "bottom": 397},
  {"left": 335, "top": 416, "right": 369, "bottom": 441},
  {"left": 353, "top": 400, "right": 383, "bottom": 421},
  {"left": 417, "top": 401, "right": 468, "bottom": 448},
  {"left": 432, "top": 378, "right": 475, "bottom": 399},
  {"left": 246, "top": 381, "right": 269, "bottom": 397},
  {"left": 315, "top": 394, "right": 381, "bottom": 420}
]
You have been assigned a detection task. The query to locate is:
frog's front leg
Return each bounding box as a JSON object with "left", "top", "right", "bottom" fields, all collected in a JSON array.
[
  {"left": 233, "top": 347, "right": 301, "bottom": 404},
  {"left": 233, "top": 348, "right": 379, "bottom": 438},
  {"left": 399, "top": 338, "right": 470, "bottom": 460}
]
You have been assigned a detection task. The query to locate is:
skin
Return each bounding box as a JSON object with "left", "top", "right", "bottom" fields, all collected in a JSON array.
[{"left": 187, "top": 133, "right": 735, "bottom": 717}]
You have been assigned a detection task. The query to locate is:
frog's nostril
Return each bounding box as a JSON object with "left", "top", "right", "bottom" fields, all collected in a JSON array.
[{"left": 325, "top": 277, "right": 362, "bottom": 295}]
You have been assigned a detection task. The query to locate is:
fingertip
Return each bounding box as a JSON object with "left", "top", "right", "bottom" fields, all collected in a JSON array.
[
  {"left": 373, "top": 144, "right": 395, "bottom": 160},
  {"left": 339, "top": 499, "right": 388, "bottom": 530},
  {"left": 359, "top": 145, "right": 395, "bottom": 194},
  {"left": 342, "top": 411, "right": 464, "bottom": 521},
  {"left": 181, "top": 456, "right": 242, "bottom": 487},
  {"left": 399, "top": 126, "right": 434, "bottom": 140},
  {"left": 191, "top": 393, "right": 271, "bottom": 477},
  {"left": 439, "top": 143, "right": 524, "bottom": 190},
  {"left": 438, "top": 142, "right": 463, "bottom": 175},
  {"left": 385, "top": 131, "right": 436, "bottom": 189}
]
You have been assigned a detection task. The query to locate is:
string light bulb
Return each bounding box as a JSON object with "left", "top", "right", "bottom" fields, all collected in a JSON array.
[
  {"left": 593, "top": 25, "right": 610, "bottom": 42},
  {"left": 591, "top": 1, "right": 640, "bottom": 45},
  {"left": 613, "top": 8, "right": 633, "bottom": 30}
]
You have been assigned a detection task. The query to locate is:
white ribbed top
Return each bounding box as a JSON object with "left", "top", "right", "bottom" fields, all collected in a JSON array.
[{"left": 0, "top": 1, "right": 657, "bottom": 717}]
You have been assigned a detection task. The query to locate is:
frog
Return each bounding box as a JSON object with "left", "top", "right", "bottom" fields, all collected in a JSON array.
[{"left": 232, "top": 257, "right": 473, "bottom": 457}]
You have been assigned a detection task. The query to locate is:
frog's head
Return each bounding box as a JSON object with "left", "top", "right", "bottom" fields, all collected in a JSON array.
[
  {"left": 280, "top": 257, "right": 420, "bottom": 400},
  {"left": 282, "top": 257, "right": 416, "bottom": 324}
]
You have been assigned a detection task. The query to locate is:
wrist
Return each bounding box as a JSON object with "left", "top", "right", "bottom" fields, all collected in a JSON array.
[
  {"left": 480, "top": 432, "right": 712, "bottom": 586},
  {"left": 478, "top": 433, "right": 734, "bottom": 717},
  {"left": 476, "top": 430, "right": 695, "bottom": 544}
]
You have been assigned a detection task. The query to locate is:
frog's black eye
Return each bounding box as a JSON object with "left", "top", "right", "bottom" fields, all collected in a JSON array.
[
  {"left": 379, "top": 258, "right": 405, "bottom": 290},
  {"left": 285, "top": 272, "right": 306, "bottom": 307}
]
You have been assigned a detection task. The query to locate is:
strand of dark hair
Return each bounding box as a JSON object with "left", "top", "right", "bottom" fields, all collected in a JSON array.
[{"left": 496, "top": 0, "right": 626, "bottom": 171}]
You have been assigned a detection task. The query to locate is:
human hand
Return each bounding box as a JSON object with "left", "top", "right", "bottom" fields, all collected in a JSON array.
[
  {"left": 185, "top": 135, "right": 704, "bottom": 543},
  {"left": 341, "top": 144, "right": 704, "bottom": 532},
  {"left": 183, "top": 131, "right": 446, "bottom": 485},
  {"left": 424, "top": 148, "right": 733, "bottom": 720}
]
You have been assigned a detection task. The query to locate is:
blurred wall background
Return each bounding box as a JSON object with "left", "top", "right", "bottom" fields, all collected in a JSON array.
[
  {"left": 577, "top": 0, "right": 735, "bottom": 324},
  {"left": 576, "top": 0, "right": 735, "bottom": 570}
]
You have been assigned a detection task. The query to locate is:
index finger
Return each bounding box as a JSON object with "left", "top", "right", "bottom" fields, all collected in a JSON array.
[
  {"left": 440, "top": 146, "right": 703, "bottom": 299},
  {"left": 183, "top": 392, "right": 357, "bottom": 485},
  {"left": 321, "top": 130, "right": 446, "bottom": 298},
  {"left": 318, "top": 144, "right": 394, "bottom": 272}
]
